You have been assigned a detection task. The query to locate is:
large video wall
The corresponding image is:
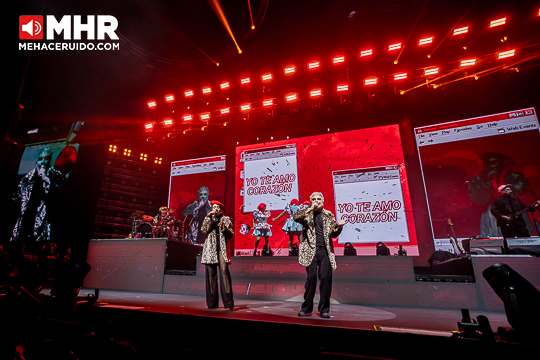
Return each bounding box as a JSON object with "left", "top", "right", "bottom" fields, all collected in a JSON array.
[
  {"left": 415, "top": 108, "right": 540, "bottom": 251},
  {"left": 234, "top": 125, "right": 418, "bottom": 256}
]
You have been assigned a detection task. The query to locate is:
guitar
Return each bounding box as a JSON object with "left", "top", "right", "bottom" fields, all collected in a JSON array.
[{"left": 500, "top": 201, "right": 540, "bottom": 228}]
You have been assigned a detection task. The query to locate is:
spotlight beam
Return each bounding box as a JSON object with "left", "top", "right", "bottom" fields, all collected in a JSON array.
[
  {"left": 248, "top": 0, "right": 255, "bottom": 29},
  {"left": 428, "top": 1, "right": 478, "bottom": 58},
  {"left": 394, "top": 0, "right": 430, "bottom": 64},
  {"left": 208, "top": 0, "right": 243, "bottom": 54}
]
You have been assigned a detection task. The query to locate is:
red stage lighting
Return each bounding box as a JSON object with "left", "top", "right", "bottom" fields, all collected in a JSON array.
[
  {"left": 490, "top": 18, "right": 506, "bottom": 27},
  {"left": 241, "top": 77, "right": 250, "bottom": 84},
  {"left": 108, "top": 145, "right": 117, "bottom": 153},
  {"left": 460, "top": 59, "right": 476, "bottom": 66},
  {"left": 389, "top": 43, "right": 402, "bottom": 51},
  {"left": 263, "top": 99, "right": 273, "bottom": 107},
  {"left": 333, "top": 56, "right": 345, "bottom": 64},
  {"left": 424, "top": 67, "right": 439, "bottom": 76},
  {"left": 286, "top": 94, "right": 297, "bottom": 102},
  {"left": 262, "top": 73, "right": 272, "bottom": 81},
  {"left": 185, "top": 90, "right": 194, "bottom": 97},
  {"left": 220, "top": 82, "right": 230, "bottom": 89},
  {"left": 220, "top": 107, "right": 230, "bottom": 114},
  {"left": 202, "top": 87, "right": 212, "bottom": 94},
  {"left": 310, "top": 89, "right": 322, "bottom": 97},
  {"left": 165, "top": 95, "right": 174, "bottom": 102},
  {"left": 240, "top": 104, "right": 251, "bottom": 111},
  {"left": 163, "top": 119, "right": 173, "bottom": 126},
  {"left": 284, "top": 66, "right": 295, "bottom": 74},
  {"left": 144, "top": 123, "right": 153, "bottom": 130},
  {"left": 336, "top": 84, "right": 348, "bottom": 92},
  {"left": 498, "top": 49, "right": 515, "bottom": 59},
  {"left": 364, "top": 78, "right": 377, "bottom": 85},
  {"left": 394, "top": 73, "right": 407, "bottom": 80},
  {"left": 419, "top": 37, "right": 433, "bottom": 45},
  {"left": 183, "top": 115, "right": 193, "bottom": 121},
  {"left": 360, "top": 49, "right": 373, "bottom": 57},
  {"left": 140, "top": 153, "right": 147, "bottom": 161},
  {"left": 453, "top": 26, "right": 469, "bottom": 35},
  {"left": 123, "top": 149, "right": 131, "bottom": 156},
  {"left": 147, "top": 101, "right": 157, "bottom": 108},
  {"left": 200, "top": 113, "right": 210, "bottom": 120},
  {"left": 308, "top": 61, "right": 320, "bottom": 69}
]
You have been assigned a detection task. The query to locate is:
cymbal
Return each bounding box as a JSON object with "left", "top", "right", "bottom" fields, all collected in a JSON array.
[{"left": 131, "top": 212, "right": 143, "bottom": 218}]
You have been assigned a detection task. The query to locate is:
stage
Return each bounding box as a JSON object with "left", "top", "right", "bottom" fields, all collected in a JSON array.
[
  {"left": 60, "top": 288, "right": 532, "bottom": 359},
  {"left": 69, "top": 238, "right": 540, "bottom": 358}
]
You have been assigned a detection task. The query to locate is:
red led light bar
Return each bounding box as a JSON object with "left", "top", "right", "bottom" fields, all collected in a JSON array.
[
  {"left": 185, "top": 90, "right": 194, "bottom": 97},
  {"left": 389, "top": 43, "right": 402, "bottom": 51},
  {"left": 286, "top": 94, "right": 297, "bottom": 102},
  {"left": 165, "top": 95, "right": 174, "bottom": 102},
  {"left": 498, "top": 49, "right": 515, "bottom": 59},
  {"left": 460, "top": 59, "right": 476, "bottom": 66},
  {"left": 262, "top": 74, "right": 272, "bottom": 81},
  {"left": 200, "top": 113, "right": 210, "bottom": 120},
  {"left": 284, "top": 66, "right": 295, "bottom": 74},
  {"left": 240, "top": 104, "right": 251, "bottom": 111},
  {"left": 453, "top": 26, "right": 469, "bottom": 35},
  {"left": 419, "top": 37, "right": 433, "bottom": 45},
  {"left": 310, "top": 89, "right": 322, "bottom": 97},
  {"left": 220, "top": 108, "right": 230, "bottom": 114},
  {"left": 360, "top": 49, "right": 373, "bottom": 57},
  {"left": 394, "top": 73, "right": 407, "bottom": 80},
  {"left": 308, "top": 61, "right": 320, "bottom": 69},
  {"left": 424, "top": 67, "right": 439, "bottom": 76},
  {"left": 333, "top": 56, "right": 345, "bottom": 64},
  {"left": 220, "top": 82, "right": 230, "bottom": 89},
  {"left": 490, "top": 18, "right": 506, "bottom": 27},
  {"left": 263, "top": 99, "right": 273, "bottom": 107},
  {"left": 336, "top": 84, "right": 348, "bottom": 92},
  {"left": 163, "top": 119, "right": 173, "bottom": 126},
  {"left": 241, "top": 77, "right": 250, "bottom": 84},
  {"left": 183, "top": 115, "right": 192, "bottom": 121},
  {"left": 147, "top": 101, "right": 157, "bottom": 108},
  {"left": 364, "top": 78, "right": 377, "bottom": 85}
]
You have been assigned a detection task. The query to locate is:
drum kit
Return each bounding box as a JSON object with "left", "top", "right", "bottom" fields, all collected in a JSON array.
[{"left": 130, "top": 208, "right": 184, "bottom": 240}]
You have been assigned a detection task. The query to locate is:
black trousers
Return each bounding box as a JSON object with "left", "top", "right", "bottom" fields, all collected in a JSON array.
[
  {"left": 205, "top": 253, "right": 234, "bottom": 308},
  {"left": 301, "top": 247, "right": 332, "bottom": 314}
]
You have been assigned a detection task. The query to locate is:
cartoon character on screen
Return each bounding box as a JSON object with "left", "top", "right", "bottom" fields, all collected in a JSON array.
[
  {"left": 252, "top": 203, "right": 272, "bottom": 255},
  {"left": 272, "top": 199, "right": 303, "bottom": 253},
  {"left": 11, "top": 145, "right": 65, "bottom": 245}
]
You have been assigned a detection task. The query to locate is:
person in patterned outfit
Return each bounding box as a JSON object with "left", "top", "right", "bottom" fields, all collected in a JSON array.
[
  {"left": 252, "top": 203, "right": 272, "bottom": 255},
  {"left": 11, "top": 146, "right": 65, "bottom": 247},
  {"left": 293, "top": 192, "right": 345, "bottom": 319},
  {"left": 272, "top": 198, "right": 304, "bottom": 252},
  {"left": 200, "top": 200, "right": 234, "bottom": 310}
]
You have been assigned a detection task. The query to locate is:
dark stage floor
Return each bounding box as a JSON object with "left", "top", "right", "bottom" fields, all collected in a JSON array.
[{"left": 78, "top": 288, "right": 511, "bottom": 336}]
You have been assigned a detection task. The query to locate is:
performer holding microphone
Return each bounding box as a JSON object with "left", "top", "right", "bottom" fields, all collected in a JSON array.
[
  {"left": 293, "top": 192, "right": 345, "bottom": 319},
  {"left": 200, "top": 200, "right": 234, "bottom": 310}
]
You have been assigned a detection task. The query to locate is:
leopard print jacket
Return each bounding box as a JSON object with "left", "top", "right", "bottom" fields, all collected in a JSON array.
[
  {"left": 293, "top": 208, "right": 343, "bottom": 271},
  {"left": 200, "top": 215, "right": 233, "bottom": 265}
]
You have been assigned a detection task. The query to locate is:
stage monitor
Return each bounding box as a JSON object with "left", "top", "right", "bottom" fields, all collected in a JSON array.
[
  {"left": 168, "top": 155, "right": 226, "bottom": 245},
  {"left": 414, "top": 108, "right": 540, "bottom": 251},
  {"left": 235, "top": 125, "right": 418, "bottom": 256}
]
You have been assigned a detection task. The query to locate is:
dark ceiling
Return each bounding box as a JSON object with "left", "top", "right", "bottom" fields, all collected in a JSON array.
[{"left": 8, "top": 0, "right": 540, "bottom": 143}]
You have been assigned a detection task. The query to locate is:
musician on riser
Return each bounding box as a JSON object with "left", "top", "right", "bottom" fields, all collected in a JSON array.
[{"left": 490, "top": 184, "right": 540, "bottom": 239}]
